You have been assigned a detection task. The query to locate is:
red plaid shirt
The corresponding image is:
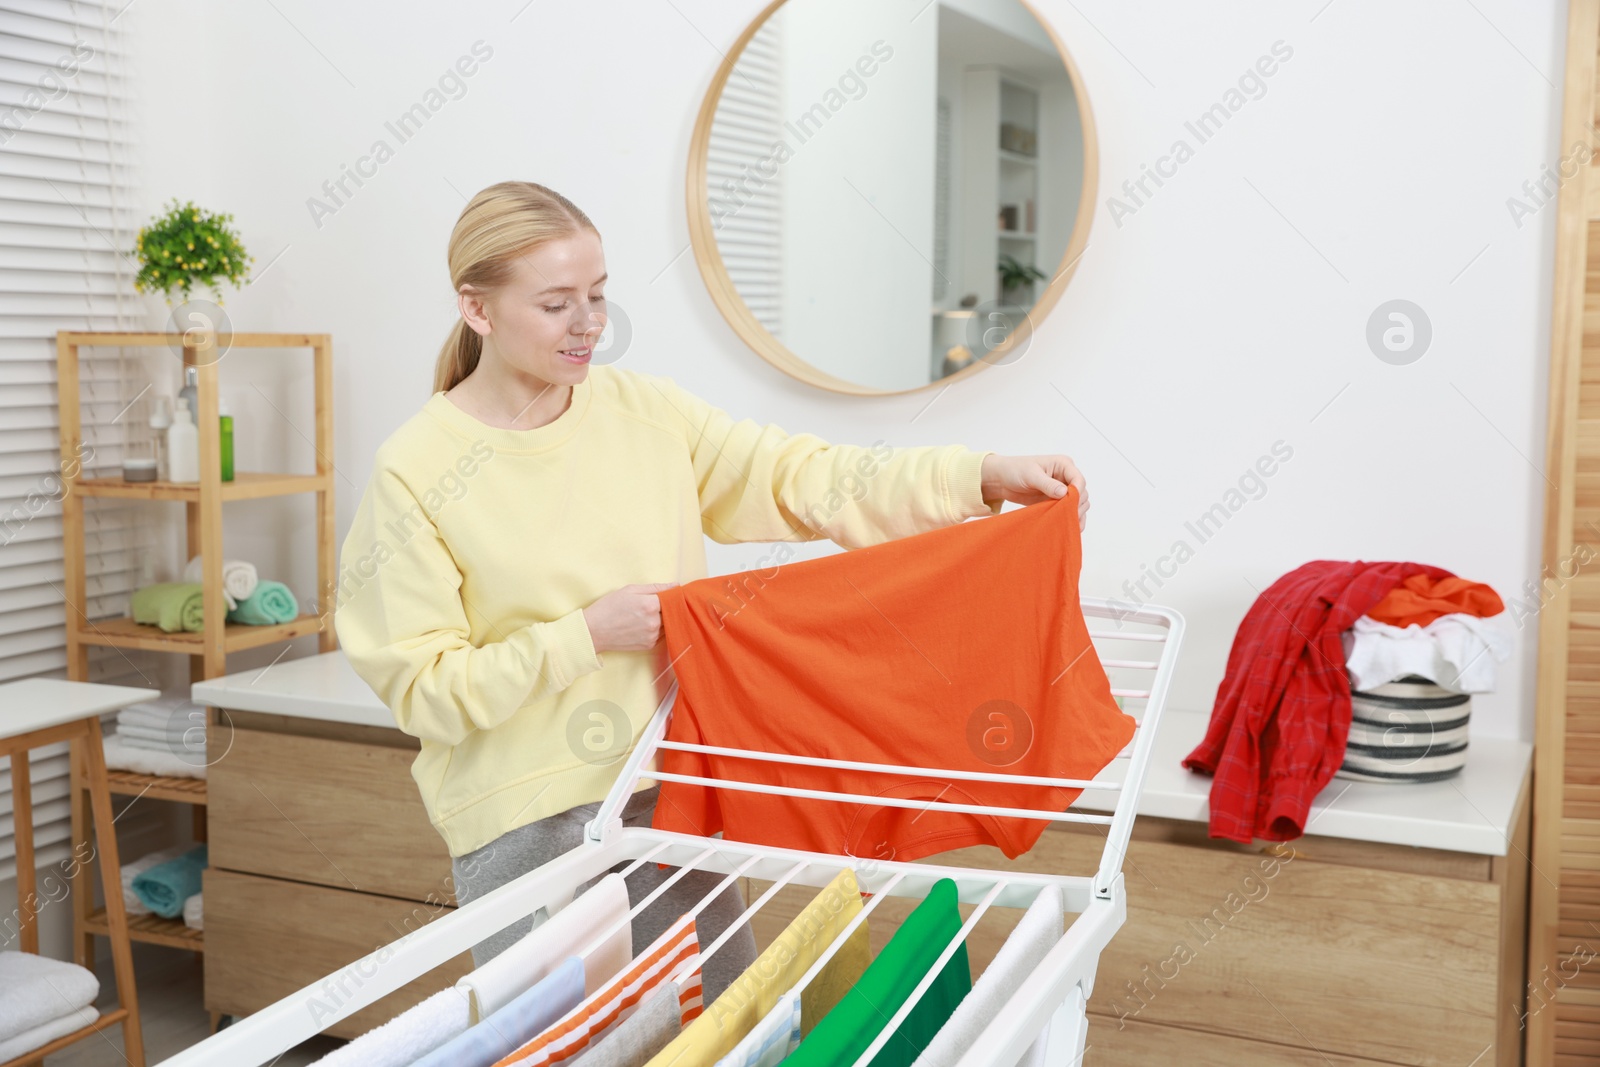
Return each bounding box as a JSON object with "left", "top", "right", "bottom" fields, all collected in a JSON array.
[{"left": 1182, "top": 560, "right": 1454, "bottom": 843}]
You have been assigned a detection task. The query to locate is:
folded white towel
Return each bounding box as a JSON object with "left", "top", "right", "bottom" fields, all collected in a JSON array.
[
  {"left": 102, "top": 733, "right": 205, "bottom": 780},
  {"left": 0, "top": 951, "right": 99, "bottom": 1042},
  {"left": 118, "top": 701, "right": 205, "bottom": 737},
  {"left": 0, "top": 1004, "right": 98, "bottom": 1061},
  {"left": 308, "top": 986, "right": 469, "bottom": 1067},
  {"left": 183, "top": 892, "right": 202, "bottom": 931},
  {"left": 121, "top": 845, "right": 190, "bottom": 917},
  {"left": 183, "top": 555, "right": 259, "bottom": 611}
]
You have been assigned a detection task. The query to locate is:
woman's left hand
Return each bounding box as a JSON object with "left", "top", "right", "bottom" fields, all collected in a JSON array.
[{"left": 979, "top": 454, "right": 1089, "bottom": 529}]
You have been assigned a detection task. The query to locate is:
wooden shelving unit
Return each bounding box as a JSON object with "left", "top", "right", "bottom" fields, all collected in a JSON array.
[{"left": 56, "top": 330, "right": 338, "bottom": 975}]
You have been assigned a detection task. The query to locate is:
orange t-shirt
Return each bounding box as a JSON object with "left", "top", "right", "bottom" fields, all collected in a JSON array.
[
  {"left": 1365, "top": 573, "right": 1504, "bottom": 629},
  {"left": 650, "top": 487, "right": 1135, "bottom": 863}
]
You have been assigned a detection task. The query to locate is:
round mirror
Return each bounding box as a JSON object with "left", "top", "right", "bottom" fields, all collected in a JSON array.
[{"left": 687, "top": 0, "right": 1096, "bottom": 396}]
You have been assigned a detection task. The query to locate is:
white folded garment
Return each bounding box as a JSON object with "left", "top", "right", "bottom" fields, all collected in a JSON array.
[
  {"left": 183, "top": 891, "right": 203, "bottom": 931},
  {"left": 0, "top": 951, "right": 99, "bottom": 1042},
  {"left": 456, "top": 872, "right": 632, "bottom": 1023},
  {"left": 102, "top": 733, "right": 206, "bottom": 779},
  {"left": 182, "top": 554, "right": 259, "bottom": 610},
  {"left": 121, "top": 845, "right": 190, "bottom": 917},
  {"left": 1343, "top": 611, "right": 1513, "bottom": 694},
  {"left": 308, "top": 986, "right": 470, "bottom": 1067},
  {"left": 0, "top": 1004, "right": 99, "bottom": 1061},
  {"left": 118, "top": 700, "right": 205, "bottom": 737},
  {"left": 912, "top": 885, "right": 1064, "bottom": 1067},
  {"left": 116, "top": 727, "right": 206, "bottom": 763}
]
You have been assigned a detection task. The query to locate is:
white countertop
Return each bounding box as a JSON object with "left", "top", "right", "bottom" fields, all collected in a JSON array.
[
  {"left": 192, "top": 651, "right": 1532, "bottom": 857},
  {"left": 0, "top": 679, "right": 161, "bottom": 738},
  {"left": 1074, "top": 708, "right": 1531, "bottom": 857},
  {"left": 192, "top": 650, "right": 395, "bottom": 730}
]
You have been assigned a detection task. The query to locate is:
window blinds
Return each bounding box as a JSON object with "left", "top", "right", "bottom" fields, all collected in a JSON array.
[
  {"left": 0, "top": 0, "right": 163, "bottom": 878},
  {"left": 706, "top": 8, "right": 785, "bottom": 340}
]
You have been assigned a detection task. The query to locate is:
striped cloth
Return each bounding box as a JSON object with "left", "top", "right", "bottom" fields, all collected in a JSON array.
[{"left": 493, "top": 914, "right": 703, "bottom": 1067}]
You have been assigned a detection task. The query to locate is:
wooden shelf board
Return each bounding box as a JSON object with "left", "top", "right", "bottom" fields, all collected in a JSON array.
[
  {"left": 59, "top": 331, "right": 329, "bottom": 349},
  {"left": 83, "top": 906, "right": 203, "bottom": 951},
  {"left": 77, "top": 614, "right": 325, "bottom": 655},
  {"left": 102, "top": 768, "right": 207, "bottom": 805},
  {"left": 76, "top": 471, "right": 328, "bottom": 502}
]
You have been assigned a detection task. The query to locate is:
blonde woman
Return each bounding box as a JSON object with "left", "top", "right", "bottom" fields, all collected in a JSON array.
[{"left": 335, "top": 181, "right": 1090, "bottom": 1000}]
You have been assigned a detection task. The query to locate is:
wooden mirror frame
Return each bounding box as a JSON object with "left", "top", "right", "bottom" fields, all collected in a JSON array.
[{"left": 685, "top": 0, "right": 1099, "bottom": 397}]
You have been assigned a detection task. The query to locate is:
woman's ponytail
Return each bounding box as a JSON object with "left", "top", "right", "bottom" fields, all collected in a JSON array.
[{"left": 434, "top": 318, "right": 482, "bottom": 394}]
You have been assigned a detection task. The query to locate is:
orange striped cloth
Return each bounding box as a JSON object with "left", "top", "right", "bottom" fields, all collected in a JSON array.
[{"left": 492, "top": 914, "right": 703, "bottom": 1067}]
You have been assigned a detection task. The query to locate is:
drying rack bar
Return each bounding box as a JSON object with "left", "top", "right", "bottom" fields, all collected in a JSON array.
[{"left": 154, "top": 826, "right": 1101, "bottom": 1067}]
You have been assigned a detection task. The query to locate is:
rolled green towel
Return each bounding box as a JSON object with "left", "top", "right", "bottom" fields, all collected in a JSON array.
[
  {"left": 131, "top": 844, "right": 206, "bottom": 918},
  {"left": 226, "top": 579, "right": 298, "bottom": 625},
  {"left": 130, "top": 582, "right": 205, "bottom": 633}
]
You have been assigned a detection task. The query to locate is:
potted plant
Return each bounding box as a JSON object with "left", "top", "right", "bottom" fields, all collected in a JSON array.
[
  {"left": 133, "top": 198, "right": 253, "bottom": 306},
  {"left": 997, "top": 253, "right": 1048, "bottom": 306}
]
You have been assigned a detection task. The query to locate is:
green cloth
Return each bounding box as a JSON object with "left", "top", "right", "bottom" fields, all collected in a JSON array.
[
  {"left": 131, "top": 844, "right": 206, "bottom": 918},
  {"left": 788, "top": 878, "right": 972, "bottom": 1067},
  {"left": 226, "top": 579, "right": 298, "bottom": 625},
  {"left": 130, "top": 582, "right": 205, "bottom": 633}
]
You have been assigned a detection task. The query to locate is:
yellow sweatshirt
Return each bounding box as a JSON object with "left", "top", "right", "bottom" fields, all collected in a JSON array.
[{"left": 334, "top": 364, "right": 999, "bottom": 857}]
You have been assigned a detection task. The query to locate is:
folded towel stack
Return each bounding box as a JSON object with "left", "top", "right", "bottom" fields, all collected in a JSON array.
[
  {"left": 0, "top": 951, "right": 100, "bottom": 1061},
  {"left": 182, "top": 555, "right": 258, "bottom": 611},
  {"left": 183, "top": 891, "right": 203, "bottom": 931},
  {"left": 114, "top": 696, "right": 207, "bottom": 767},
  {"left": 102, "top": 732, "right": 206, "bottom": 780},
  {"left": 131, "top": 844, "right": 207, "bottom": 919}
]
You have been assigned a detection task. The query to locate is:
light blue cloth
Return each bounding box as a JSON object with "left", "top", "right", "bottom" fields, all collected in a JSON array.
[
  {"left": 411, "top": 956, "right": 584, "bottom": 1067},
  {"left": 131, "top": 844, "right": 206, "bottom": 919},
  {"left": 714, "top": 990, "right": 801, "bottom": 1067},
  {"left": 225, "top": 579, "right": 298, "bottom": 625}
]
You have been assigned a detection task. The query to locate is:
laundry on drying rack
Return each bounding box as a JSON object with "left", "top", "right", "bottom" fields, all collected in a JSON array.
[
  {"left": 714, "top": 991, "right": 800, "bottom": 1067},
  {"left": 412, "top": 957, "right": 584, "bottom": 1067},
  {"left": 581, "top": 980, "right": 684, "bottom": 1067},
  {"left": 788, "top": 878, "right": 972, "bottom": 1067},
  {"left": 458, "top": 873, "right": 633, "bottom": 1023},
  {"left": 646, "top": 868, "right": 871, "bottom": 1067},
  {"left": 492, "top": 913, "right": 703, "bottom": 1067},
  {"left": 653, "top": 489, "right": 1135, "bottom": 863},
  {"left": 306, "top": 985, "right": 470, "bottom": 1067}
]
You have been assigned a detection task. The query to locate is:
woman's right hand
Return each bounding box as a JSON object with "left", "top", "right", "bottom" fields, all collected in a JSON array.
[{"left": 582, "top": 583, "right": 679, "bottom": 653}]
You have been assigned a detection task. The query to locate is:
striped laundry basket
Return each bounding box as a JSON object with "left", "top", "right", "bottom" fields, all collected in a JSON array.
[{"left": 1336, "top": 674, "right": 1470, "bottom": 783}]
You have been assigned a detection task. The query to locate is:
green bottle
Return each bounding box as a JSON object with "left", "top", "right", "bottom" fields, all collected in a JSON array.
[{"left": 218, "top": 398, "right": 234, "bottom": 482}]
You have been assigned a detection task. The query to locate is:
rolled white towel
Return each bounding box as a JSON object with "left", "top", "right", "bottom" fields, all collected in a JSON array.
[
  {"left": 183, "top": 892, "right": 202, "bottom": 931},
  {"left": 0, "top": 1004, "right": 99, "bottom": 1062},
  {"left": 182, "top": 555, "right": 259, "bottom": 611},
  {"left": 121, "top": 845, "right": 190, "bottom": 916},
  {"left": 0, "top": 951, "right": 98, "bottom": 1042}
]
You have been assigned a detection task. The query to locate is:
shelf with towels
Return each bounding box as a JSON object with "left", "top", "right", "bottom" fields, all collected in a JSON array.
[{"left": 74, "top": 614, "right": 327, "bottom": 656}]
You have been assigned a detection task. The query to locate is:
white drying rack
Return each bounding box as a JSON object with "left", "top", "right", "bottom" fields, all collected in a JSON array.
[{"left": 159, "top": 597, "right": 1182, "bottom": 1067}]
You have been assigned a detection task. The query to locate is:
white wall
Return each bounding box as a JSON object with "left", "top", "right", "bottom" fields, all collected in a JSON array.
[{"left": 121, "top": 0, "right": 1564, "bottom": 742}]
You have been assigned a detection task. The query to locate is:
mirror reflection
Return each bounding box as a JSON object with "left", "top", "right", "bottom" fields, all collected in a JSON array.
[{"left": 701, "top": 0, "right": 1090, "bottom": 392}]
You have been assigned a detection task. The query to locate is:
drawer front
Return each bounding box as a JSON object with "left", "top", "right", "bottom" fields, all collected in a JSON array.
[
  {"left": 208, "top": 724, "right": 454, "bottom": 902},
  {"left": 204, "top": 868, "right": 472, "bottom": 1040}
]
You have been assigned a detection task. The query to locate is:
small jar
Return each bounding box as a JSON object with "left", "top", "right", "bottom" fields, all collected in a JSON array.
[{"left": 122, "top": 457, "right": 159, "bottom": 482}]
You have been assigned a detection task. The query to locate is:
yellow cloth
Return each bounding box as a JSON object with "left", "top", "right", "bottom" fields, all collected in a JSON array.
[
  {"left": 647, "top": 869, "right": 872, "bottom": 1067},
  {"left": 334, "top": 366, "right": 999, "bottom": 857}
]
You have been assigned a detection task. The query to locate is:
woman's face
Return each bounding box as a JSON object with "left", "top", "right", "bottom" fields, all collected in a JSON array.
[{"left": 466, "top": 228, "right": 607, "bottom": 387}]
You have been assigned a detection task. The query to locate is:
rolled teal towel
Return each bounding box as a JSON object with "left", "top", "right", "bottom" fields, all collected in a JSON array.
[
  {"left": 130, "top": 582, "right": 205, "bottom": 633},
  {"left": 226, "top": 580, "right": 298, "bottom": 625},
  {"left": 132, "top": 844, "right": 206, "bottom": 918}
]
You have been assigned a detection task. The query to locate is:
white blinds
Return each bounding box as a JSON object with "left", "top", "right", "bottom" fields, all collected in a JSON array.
[
  {"left": 706, "top": 8, "right": 785, "bottom": 340},
  {"left": 0, "top": 0, "right": 163, "bottom": 876}
]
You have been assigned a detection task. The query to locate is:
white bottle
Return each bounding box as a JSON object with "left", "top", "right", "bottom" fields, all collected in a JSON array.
[{"left": 167, "top": 398, "right": 199, "bottom": 483}]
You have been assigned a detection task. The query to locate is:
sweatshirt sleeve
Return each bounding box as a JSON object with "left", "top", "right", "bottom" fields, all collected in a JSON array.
[
  {"left": 334, "top": 459, "right": 603, "bottom": 748},
  {"left": 646, "top": 375, "right": 1002, "bottom": 549}
]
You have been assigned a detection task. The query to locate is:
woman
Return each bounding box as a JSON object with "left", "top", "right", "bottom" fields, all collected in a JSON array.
[{"left": 335, "top": 181, "right": 1090, "bottom": 1002}]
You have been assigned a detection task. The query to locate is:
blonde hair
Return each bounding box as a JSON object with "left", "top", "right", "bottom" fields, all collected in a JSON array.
[{"left": 434, "top": 181, "right": 600, "bottom": 394}]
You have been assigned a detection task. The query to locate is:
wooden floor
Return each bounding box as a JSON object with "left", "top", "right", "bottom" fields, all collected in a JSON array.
[{"left": 45, "top": 942, "right": 345, "bottom": 1066}]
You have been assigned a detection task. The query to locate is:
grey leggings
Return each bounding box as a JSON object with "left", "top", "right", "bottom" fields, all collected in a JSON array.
[{"left": 450, "top": 785, "right": 758, "bottom": 1004}]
